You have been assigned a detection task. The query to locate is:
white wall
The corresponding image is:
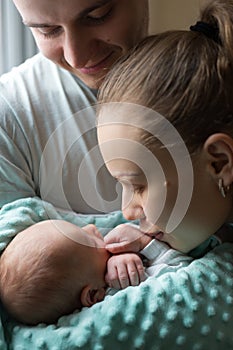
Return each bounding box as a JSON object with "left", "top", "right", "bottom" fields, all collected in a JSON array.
[
  {"left": 0, "top": 0, "right": 37, "bottom": 75},
  {"left": 149, "top": 0, "right": 205, "bottom": 34}
]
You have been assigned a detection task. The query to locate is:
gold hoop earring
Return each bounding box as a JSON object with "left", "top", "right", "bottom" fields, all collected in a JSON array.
[{"left": 218, "top": 178, "right": 230, "bottom": 198}]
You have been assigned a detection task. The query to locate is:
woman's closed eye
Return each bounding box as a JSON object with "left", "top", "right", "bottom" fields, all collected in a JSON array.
[
  {"left": 133, "top": 185, "right": 145, "bottom": 194},
  {"left": 116, "top": 177, "right": 146, "bottom": 195}
]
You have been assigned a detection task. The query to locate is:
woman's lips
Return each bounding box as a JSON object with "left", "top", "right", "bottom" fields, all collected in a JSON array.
[
  {"left": 153, "top": 231, "right": 164, "bottom": 241},
  {"left": 79, "top": 52, "right": 114, "bottom": 75},
  {"left": 142, "top": 230, "right": 164, "bottom": 241}
]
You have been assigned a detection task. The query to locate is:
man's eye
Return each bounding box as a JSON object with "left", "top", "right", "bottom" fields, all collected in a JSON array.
[
  {"left": 37, "top": 26, "right": 62, "bottom": 38},
  {"left": 85, "top": 3, "right": 113, "bottom": 24}
]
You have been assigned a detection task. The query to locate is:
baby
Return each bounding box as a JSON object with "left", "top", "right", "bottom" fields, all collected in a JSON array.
[
  {"left": 0, "top": 219, "right": 192, "bottom": 325},
  {"left": 0, "top": 220, "right": 110, "bottom": 325}
]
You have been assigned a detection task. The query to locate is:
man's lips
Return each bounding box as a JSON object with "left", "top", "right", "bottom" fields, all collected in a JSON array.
[{"left": 79, "top": 52, "right": 114, "bottom": 74}]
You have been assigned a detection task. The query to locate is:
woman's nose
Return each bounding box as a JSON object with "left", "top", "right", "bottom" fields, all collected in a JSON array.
[{"left": 122, "top": 204, "right": 144, "bottom": 221}]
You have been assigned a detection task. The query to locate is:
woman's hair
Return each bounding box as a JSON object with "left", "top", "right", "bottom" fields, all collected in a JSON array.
[{"left": 98, "top": 0, "right": 233, "bottom": 153}]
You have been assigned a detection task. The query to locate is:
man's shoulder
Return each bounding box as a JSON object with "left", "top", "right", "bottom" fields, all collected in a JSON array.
[
  {"left": 1, "top": 53, "right": 48, "bottom": 82},
  {"left": 0, "top": 53, "right": 56, "bottom": 103},
  {"left": 0, "top": 53, "right": 96, "bottom": 114}
]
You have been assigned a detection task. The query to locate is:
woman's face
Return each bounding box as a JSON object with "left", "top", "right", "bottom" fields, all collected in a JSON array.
[
  {"left": 98, "top": 122, "right": 232, "bottom": 252},
  {"left": 13, "top": 0, "right": 149, "bottom": 89}
]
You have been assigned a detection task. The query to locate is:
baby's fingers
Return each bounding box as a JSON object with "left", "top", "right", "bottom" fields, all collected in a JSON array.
[
  {"left": 105, "top": 271, "right": 121, "bottom": 290},
  {"left": 105, "top": 241, "right": 130, "bottom": 254},
  {"left": 127, "top": 262, "right": 139, "bottom": 286},
  {"left": 106, "top": 262, "right": 130, "bottom": 289},
  {"left": 128, "top": 259, "right": 146, "bottom": 286},
  {"left": 117, "top": 264, "right": 130, "bottom": 289}
]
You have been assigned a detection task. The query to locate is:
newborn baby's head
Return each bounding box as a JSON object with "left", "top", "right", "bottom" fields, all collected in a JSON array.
[{"left": 0, "top": 220, "right": 110, "bottom": 325}]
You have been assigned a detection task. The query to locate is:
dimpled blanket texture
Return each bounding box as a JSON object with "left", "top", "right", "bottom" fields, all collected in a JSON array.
[{"left": 0, "top": 198, "right": 233, "bottom": 350}]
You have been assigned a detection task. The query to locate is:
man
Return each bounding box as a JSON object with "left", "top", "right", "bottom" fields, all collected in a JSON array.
[{"left": 0, "top": 0, "right": 149, "bottom": 214}]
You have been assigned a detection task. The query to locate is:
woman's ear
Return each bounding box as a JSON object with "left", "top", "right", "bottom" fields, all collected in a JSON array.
[
  {"left": 80, "top": 286, "right": 106, "bottom": 307},
  {"left": 203, "top": 133, "right": 233, "bottom": 186}
]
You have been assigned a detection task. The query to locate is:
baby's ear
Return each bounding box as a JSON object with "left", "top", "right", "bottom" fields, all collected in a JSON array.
[
  {"left": 80, "top": 286, "right": 106, "bottom": 307},
  {"left": 204, "top": 133, "right": 233, "bottom": 186}
]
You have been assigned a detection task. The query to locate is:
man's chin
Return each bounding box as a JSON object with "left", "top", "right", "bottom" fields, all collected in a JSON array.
[{"left": 69, "top": 68, "right": 105, "bottom": 90}]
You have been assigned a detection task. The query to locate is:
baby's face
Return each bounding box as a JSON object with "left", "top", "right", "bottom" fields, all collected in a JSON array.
[
  {"left": 50, "top": 220, "right": 110, "bottom": 289},
  {"left": 52, "top": 221, "right": 107, "bottom": 249},
  {"left": 80, "top": 224, "right": 107, "bottom": 248},
  {"left": 81, "top": 224, "right": 111, "bottom": 284}
]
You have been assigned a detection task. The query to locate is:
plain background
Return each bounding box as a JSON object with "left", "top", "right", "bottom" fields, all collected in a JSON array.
[{"left": 149, "top": 0, "right": 205, "bottom": 33}]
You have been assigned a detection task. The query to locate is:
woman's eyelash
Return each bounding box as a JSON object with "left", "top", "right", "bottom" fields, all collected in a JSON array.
[
  {"left": 118, "top": 179, "right": 145, "bottom": 194},
  {"left": 133, "top": 186, "right": 145, "bottom": 194}
]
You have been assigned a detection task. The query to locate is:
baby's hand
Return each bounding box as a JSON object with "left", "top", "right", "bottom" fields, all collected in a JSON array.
[
  {"left": 106, "top": 253, "right": 146, "bottom": 289},
  {"left": 104, "top": 224, "right": 152, "bottom": 254},
  {"left": 82, "top": 224, "right": 103, "bottom": 239}
]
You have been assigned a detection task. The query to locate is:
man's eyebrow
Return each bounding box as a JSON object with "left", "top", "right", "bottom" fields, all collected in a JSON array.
[
  {"left": 23, "top": 0, "right": 112, "bottom": 27},
  {"left": 23, "top": 22, "right": 52, "bottom": 27}
]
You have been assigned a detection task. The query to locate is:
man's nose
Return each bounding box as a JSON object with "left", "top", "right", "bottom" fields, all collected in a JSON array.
[{"left": 63, "top": 27, "right": 93, "bottom": 68}]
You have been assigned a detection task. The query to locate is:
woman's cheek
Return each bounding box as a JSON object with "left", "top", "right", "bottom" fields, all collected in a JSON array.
[{"left": 143, "top": 186, "right": 167, "bottom": 226}]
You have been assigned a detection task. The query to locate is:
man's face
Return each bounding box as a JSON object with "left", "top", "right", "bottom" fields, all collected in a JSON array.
[{"left": 13, "top": 0, "right": 149, "bottom": 89}]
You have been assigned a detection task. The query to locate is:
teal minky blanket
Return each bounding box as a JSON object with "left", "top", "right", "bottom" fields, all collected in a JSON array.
[{"left": 0, "top": 197, "right": 233, "bottom": 350}]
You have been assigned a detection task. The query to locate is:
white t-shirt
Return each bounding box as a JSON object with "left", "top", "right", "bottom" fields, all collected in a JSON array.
[{"left": 0, "top": 53, "right": 121, "bottom": 213}]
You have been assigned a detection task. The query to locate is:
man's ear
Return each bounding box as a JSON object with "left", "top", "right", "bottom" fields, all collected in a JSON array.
[
  {"left": 203, "top": 133, "right": 233, "bottom": 186},
  {"left": 80, "top": 286, "right": 105, "bottom": 307}
]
